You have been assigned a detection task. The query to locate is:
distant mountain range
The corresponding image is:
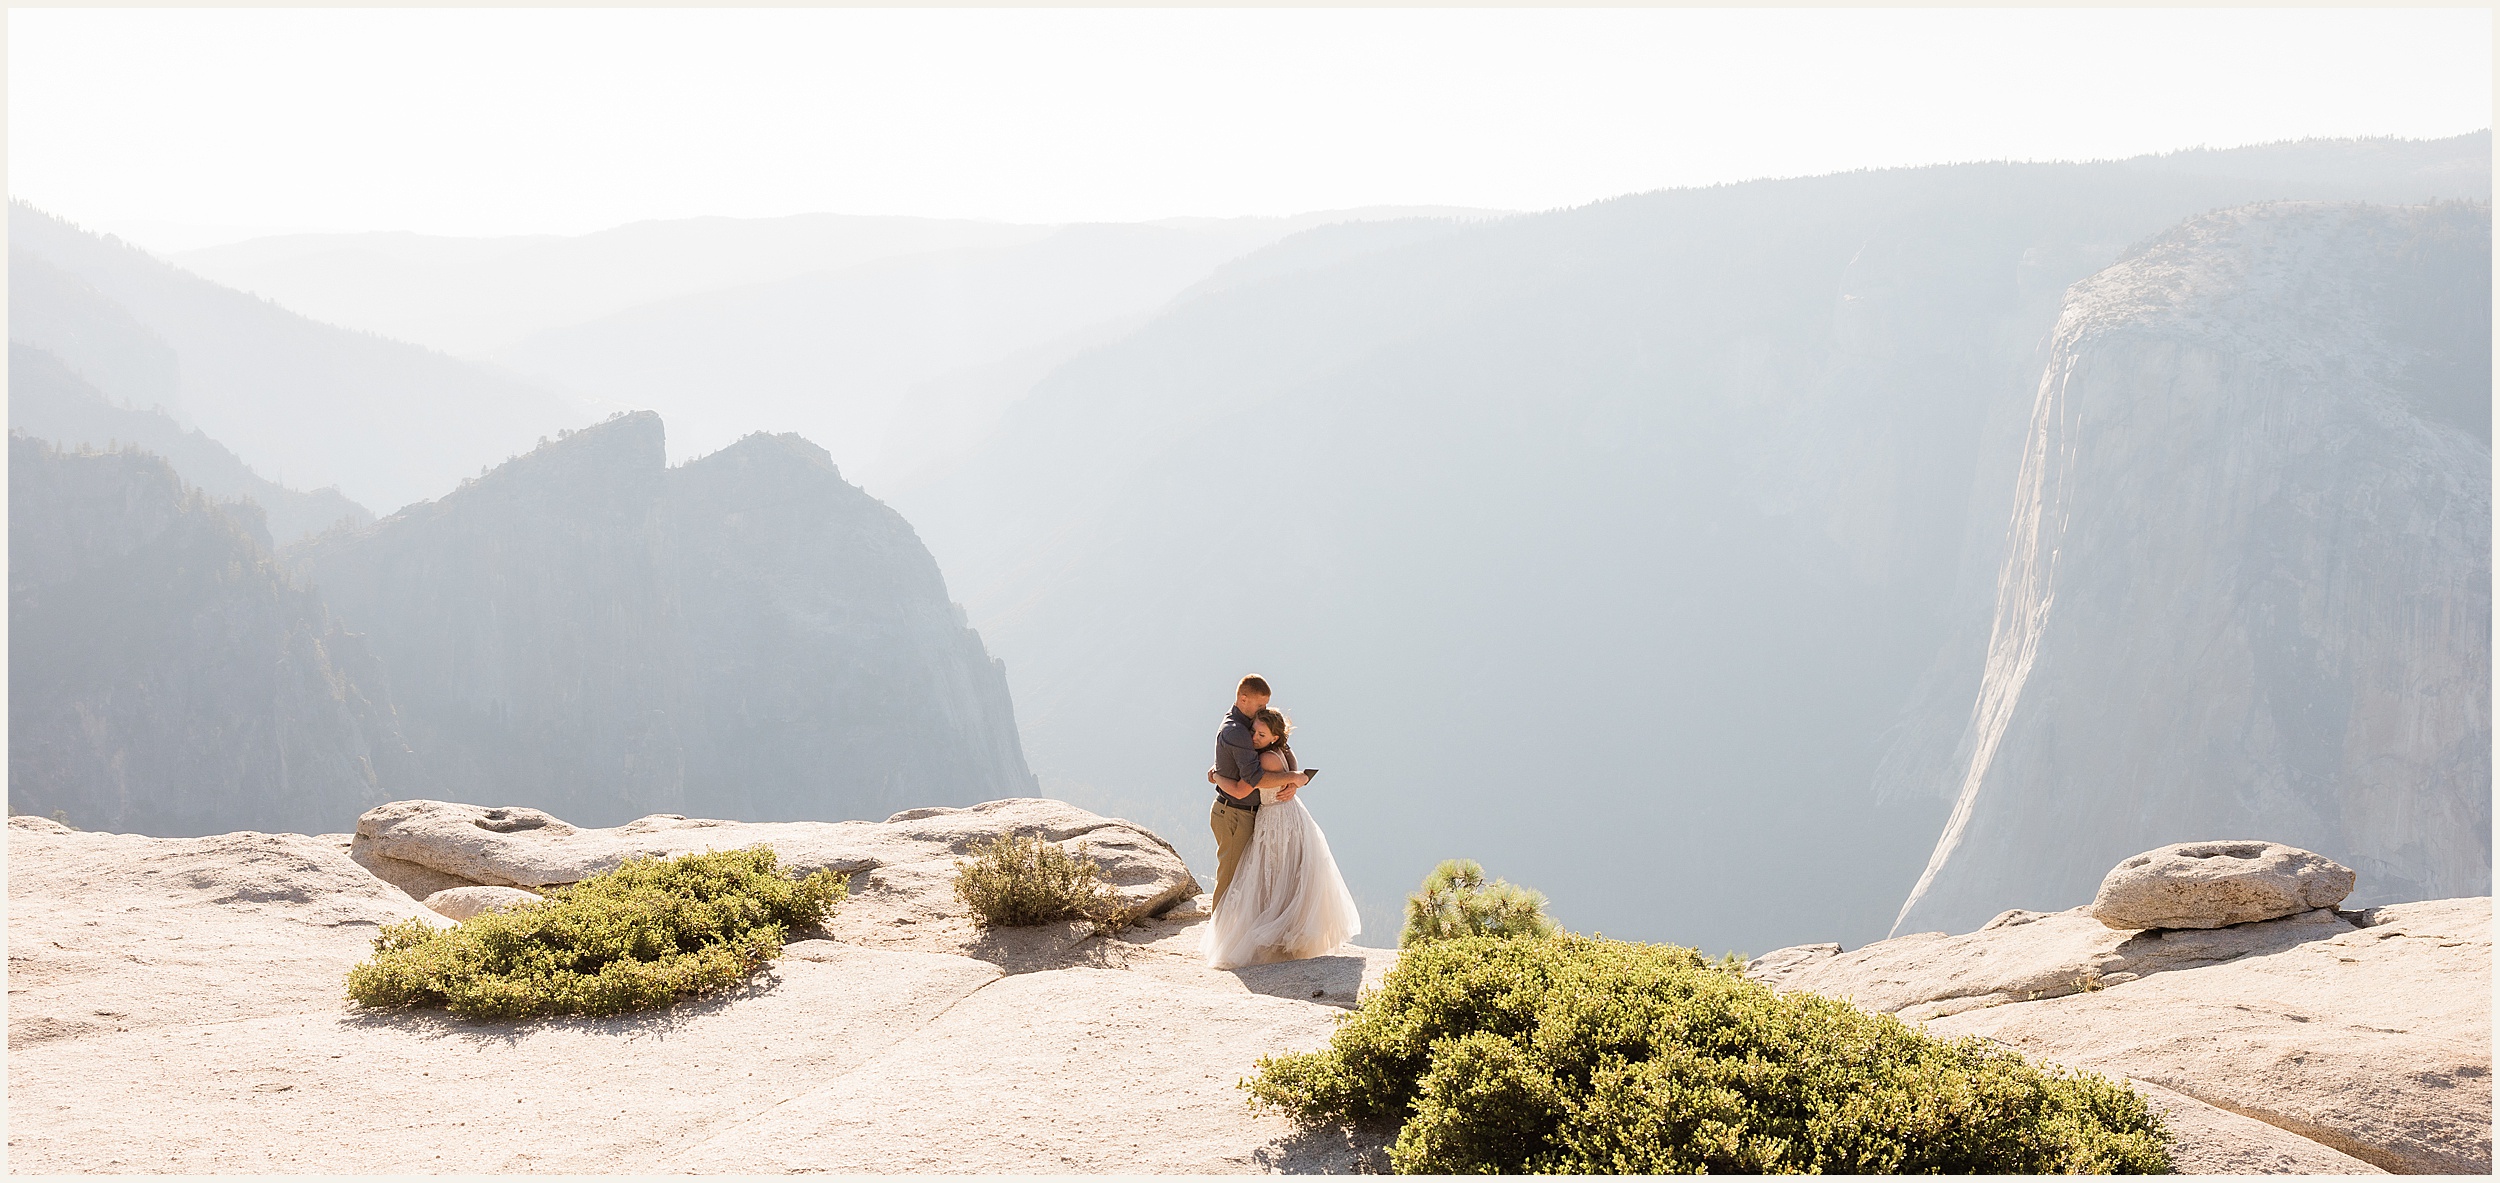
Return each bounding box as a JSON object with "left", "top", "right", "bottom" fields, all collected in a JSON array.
[
  {"left": 7, "top": 136, "right": 2486, "bottom": 953},
  {"left": 9, "top": 409, "right": 1033, "bottom": 834},
  {"left": 174, "top": 205, "right": 1506, "bottom": 489},
  {"left": 9, "top": 201, "right": 585, "bottom": 514},
  {"left": 168, "top": 207, "right": 1500, "bottom": 358},
  {"left": 887, "top": 133, "right": 2491, "bottom": 952},
  {"left": 9, "top": 343, "right": 371, "bottom": 546}
]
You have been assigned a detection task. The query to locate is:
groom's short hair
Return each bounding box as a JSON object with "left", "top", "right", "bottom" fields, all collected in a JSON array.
[{"left": 1237, "top": 675, "right": 1272, "bottom": 697}]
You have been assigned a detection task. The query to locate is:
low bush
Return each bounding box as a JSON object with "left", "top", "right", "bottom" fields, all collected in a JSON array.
[
  {"left": 1246, "top": 934, "right": 2171, "bottom": 1174},
  {"left": 951, "top": 832, "right": 1131, "bottom": 932},
  {"left": 1401, "top": 858, "right": 1560, "bottom": 947},
  {"left": 346, "top": 846, "right": 845, "bottom": 1020}
]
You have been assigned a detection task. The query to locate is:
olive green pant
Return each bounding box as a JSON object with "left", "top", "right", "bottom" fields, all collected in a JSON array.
[{"left": 1208, "top": 799, "right": 1257, "bottom": 910}]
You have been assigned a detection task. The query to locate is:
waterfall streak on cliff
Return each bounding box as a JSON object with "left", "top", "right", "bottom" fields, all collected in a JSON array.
[{"left": 1891, "top": 352, "right": 2079, "bottom": 936}]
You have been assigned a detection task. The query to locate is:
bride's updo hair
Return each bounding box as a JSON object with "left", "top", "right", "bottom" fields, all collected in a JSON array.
[{"left": 1253, "top": 707, "right": 1293, "bottom": 761}]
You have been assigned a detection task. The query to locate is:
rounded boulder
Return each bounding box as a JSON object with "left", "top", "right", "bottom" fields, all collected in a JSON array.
[{"left": 2091, "top": 841, "right": 2355, "bottom": 931}]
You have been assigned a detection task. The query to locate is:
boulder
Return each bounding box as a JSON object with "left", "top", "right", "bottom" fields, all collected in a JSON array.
[
  {"left": 353, "top": 801, "right": 604, "bottom": 888},
  {"left": 2091, "top": 841, "right": 2356, "bottom": 931},
  {"left": 353, "top": 798, "right": 1202, "bottom": 938},
  {"left": 422, "top": 886, "right": 542, "bottom": 922}
]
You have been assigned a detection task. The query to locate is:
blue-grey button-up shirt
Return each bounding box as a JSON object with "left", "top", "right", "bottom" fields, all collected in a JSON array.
[{"left": 1214, "top": 707, "right": 1273, "bottom": 810}]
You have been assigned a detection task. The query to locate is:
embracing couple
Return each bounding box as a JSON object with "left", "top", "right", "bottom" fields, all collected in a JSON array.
[{"left": 1198, "top": 674, "right": 1362, "bottom": 969}]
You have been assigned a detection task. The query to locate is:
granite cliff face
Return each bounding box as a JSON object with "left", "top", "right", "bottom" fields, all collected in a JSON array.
[
  {"left": 892, "top": 137, "right": 2492, "bottom": 954},
  {"left": 1891, "top": 202, "right": 2492, "bottom": 936},
  {"left": 287, "top": 412, "right": 1033, "bottom": 826},
  {"left": 7, "top": 435, "right": 405, "bottom": 834}
]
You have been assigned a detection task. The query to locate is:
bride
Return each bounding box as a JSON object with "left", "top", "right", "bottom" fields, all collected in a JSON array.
[{"left": 1201, "top": 708, "right": 1362, "bottom": 969}]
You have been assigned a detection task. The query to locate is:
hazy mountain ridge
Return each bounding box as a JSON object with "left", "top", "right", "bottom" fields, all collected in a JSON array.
[
  {"left": 168, "top": 205, "right": 1509, "bottom": 358},
  {"left": 891, "top": 134, "right": 2492, "bottom": 953},
  {"left": 285, "top": 412, "right": 1035, "bottom": 827},
  {"left": 2118, "top": 130, "right": 2492, "bottom": 193},
  {"left": 7, "top": 435, "right": 407, "bottom": 835},
  {"left": 8, "top": 201, "right": 586, "bottom": 512},
  {"left": 9, "top": 343, "right": 374, "bottom": 546},
  {"left": 488, "top": 216, "right": 1490, "bottom": 484},
  {"left": 1890, "top": 200, "right": 2492, "bottom": 935},
  {"left": 171, "top": 213, "right": 1060, "bottom": 356},
  {"left": 7, "top": 135, "right": 2483, "bottom": 956},
  {"left": 8, "top": 249, "right": 184, "bottom": 414}
]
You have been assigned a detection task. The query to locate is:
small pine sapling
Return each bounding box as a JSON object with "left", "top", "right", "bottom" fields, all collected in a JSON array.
[{"left": 1401, "top": 858, "right": 1562, "bottom": 947}]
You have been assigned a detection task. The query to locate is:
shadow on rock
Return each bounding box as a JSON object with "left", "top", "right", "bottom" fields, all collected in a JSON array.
[
  {"left": 960, "top": 921, "right": 1140, "bottom": 974},
  {"left": 2105, "top": 908, "right": 2357, "bottom": 977},
  {"left": 1232, "top": 954, "right": 1371, "bottom": 1009},
  {"left": 1252, "top": 1120, "right": 1398, "bottom": 1174},
  {"left": 334, "top": 969, "right": 788, "bottom": 1047}
]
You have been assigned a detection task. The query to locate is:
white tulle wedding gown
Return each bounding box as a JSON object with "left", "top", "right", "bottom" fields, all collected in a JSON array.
[{"left": 1201, "top": 783, "right": 1363, "bottom": 969}]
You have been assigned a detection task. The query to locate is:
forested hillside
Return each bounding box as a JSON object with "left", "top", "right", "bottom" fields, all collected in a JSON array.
[
  {"left": 7, "top": 435, "right": 405, "bottom": 834},
  {"left": 287, "top": 413, "right": 1035, "bottom": 826}
]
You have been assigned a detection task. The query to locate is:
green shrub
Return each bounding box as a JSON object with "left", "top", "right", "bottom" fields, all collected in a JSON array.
[
  {"left": 1401, "top": 858, "right": 1560, "bottom": 947},
  {"left": 951, "top": 832, "right": 1131, "bottom": 932},
  {"left": 1246, "top": 934, "right": 2171, "bottom": 1174},
  {"left": 346, "top": 846, "right": 845, "bottom": 1020}
]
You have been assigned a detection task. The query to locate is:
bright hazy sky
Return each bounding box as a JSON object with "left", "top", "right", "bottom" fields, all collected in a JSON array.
[{"left": 9, "top": 7, "right": 2493, "bottom": 252}]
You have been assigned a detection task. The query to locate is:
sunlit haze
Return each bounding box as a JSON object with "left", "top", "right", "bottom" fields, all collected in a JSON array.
[{"left": 9, "top": 7, "right": 2492, "bottom": 251}]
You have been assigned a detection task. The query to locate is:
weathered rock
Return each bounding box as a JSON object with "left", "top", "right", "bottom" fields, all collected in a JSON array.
[
  {"left": 421, "top": 886, "right": 542, "bottom": 922},
  {"left": 1753, "top": 896, "right": 2490, "bottom": 1172},
  {"left": 2130, "top": 1079, "right": 2385, "bottom": 1174},
  {"left": 355, "top": 797, "right": 1201, "bottom": 933},
  {"left": 1750, "top": 905, "right": 2357, "bottom": 1021},
  {"left": 341, "top": 836, "right": 481, "bottom": 900},
  {"left": 1928, "top": 898, "right": 2489, "bottom": 1175},
  {"left": 1944, "top": 909, "right": 2490, "bottom": 1173},
  {"left": 2092, "top": 841, "right": 2356, "bottom": 931},
  {"left": 1741, "top": 941, "right": 1839, "bottom": 981},
  {"left": 8, "top": 809, "right": 1380, "bottom": 1174},
  {"left": 659, "top": 965, "right": 1359, "bottom": 1173},
  {"left": 6, "top": 821, "right": 446, "bottom": 1052},
  {"left": 353, "top": 801, "right": 594, "bottom": 887}
]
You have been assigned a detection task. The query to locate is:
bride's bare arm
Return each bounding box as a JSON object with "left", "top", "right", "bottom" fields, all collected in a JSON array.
[{"left": 1259, "top": 750, "right": 1302, "bottom": 801}]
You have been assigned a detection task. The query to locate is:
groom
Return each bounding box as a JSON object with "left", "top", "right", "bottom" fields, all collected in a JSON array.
[{"left": 1206, "top": 674, "right": 1309, "bottom": 909}]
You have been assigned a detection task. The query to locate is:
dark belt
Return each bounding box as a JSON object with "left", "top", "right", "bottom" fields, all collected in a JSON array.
[{"left": 1215, "top": 792, "right": 1259, "bottom": 812}]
